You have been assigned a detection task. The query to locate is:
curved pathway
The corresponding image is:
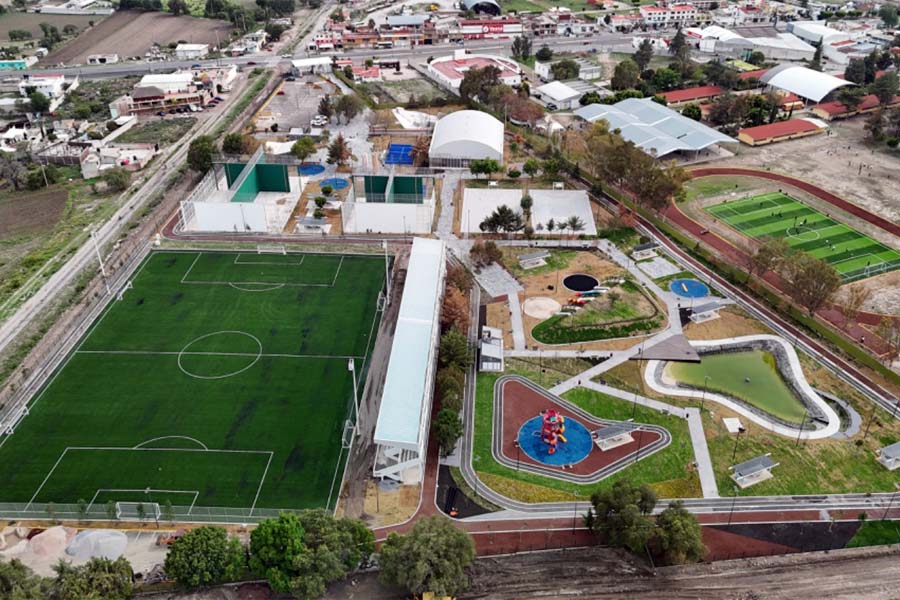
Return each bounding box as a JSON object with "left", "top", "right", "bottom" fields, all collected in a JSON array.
[{"left": 644, "top": 335, "right": 841, "bottom": 440}]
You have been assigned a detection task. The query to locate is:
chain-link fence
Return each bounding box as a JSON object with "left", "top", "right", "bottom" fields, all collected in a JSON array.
[{"left": 0, "top": 502, "right": 289, "bottom": 525}]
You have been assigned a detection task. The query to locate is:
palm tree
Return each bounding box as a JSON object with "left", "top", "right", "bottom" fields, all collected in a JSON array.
[{"left": 566, "top": 215, "right": 585, "bottom": 245}]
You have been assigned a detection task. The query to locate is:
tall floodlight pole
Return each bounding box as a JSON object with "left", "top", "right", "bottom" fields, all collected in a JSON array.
[
  {"left": 382, "top": 239, "right": 391, "bottom": 304},
  {"left": 348, "top": 358, "right": 360, "bottom": 436},
  {"left": 90, "top": 229, "right": 111, "bottom": 295}
]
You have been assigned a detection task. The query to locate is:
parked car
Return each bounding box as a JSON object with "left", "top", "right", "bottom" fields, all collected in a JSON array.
[
  {"left": 277, "top": 90, "right": 285, "bottom": 95},
  {"left": 547, "top": 103, "right": 558, "bottom": 111},
  {"left": 247, "top": 60, "right": 257, "bottom": 65},
  {"left": 191, "top": 63, "right": 202, "bottom": 69}
]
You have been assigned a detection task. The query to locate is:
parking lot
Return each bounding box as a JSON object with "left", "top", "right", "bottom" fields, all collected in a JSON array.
[{"left": 256, "top": 76, "right": 334, "bottom": 134}]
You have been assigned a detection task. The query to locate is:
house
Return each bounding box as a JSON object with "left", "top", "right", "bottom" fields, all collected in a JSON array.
[
  {"left": 535, "top": 80, "right": 583, "bottom": 110},
  {"left": 87, "top": 53, "right": 119, "bottom": 65},
  {"left": 352, "top": 65, "right": 381, "bottom": 82},
  {"left": 534, "top": 57, "right": 602, "bottom": 82},
  {"left": 640, "top": 4, "right": 699, "bottom": 28},
  {"left": 18, "top": 74, "right": 66, "bottom": 99},
  {"left": 737, "top": 118, "right": 827, "bottom": 146},
  {"left": 660, "top": 84, "right": 723, "bottom": 106},
  {"left": 811, "top": 94, "right": 900, "bottom": 121},
  {"left": 291, "top": 57, "right": 333, "bottom": 75},
  {"left": 877, "top": 441, "right": 900, "bottom": 471},
  {"left": 80, "top": 143, "right": 157, "bottom": 179},
  {"left": 478, "top": 326, "right": 504, "bottom": 372},
  {"left": 175, "top": 44, "right": 210, "bottom": 60}
]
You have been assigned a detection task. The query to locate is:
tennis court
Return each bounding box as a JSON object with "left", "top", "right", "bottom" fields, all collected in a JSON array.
[
  {"left": 706, "top": 192, "right": 900, "bottom": 282},
  {"left": 384, "top": 143, "right": 414, "bottom": 166},
  {"left": 0, "top": 250, "right": 387, "bottom": 521}
]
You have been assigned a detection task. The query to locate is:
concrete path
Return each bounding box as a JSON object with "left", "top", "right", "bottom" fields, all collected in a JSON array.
[{"left": 506, "top": 293, "right": 527, "bottom": 351}]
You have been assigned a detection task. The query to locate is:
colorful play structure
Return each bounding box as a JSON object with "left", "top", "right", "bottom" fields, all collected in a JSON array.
[{"left": 540, "top": 409, "right": 568, "bottom": 455}]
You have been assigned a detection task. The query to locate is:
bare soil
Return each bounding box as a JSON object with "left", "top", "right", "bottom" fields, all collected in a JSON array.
[
  {"left": 44, "top": 11, "right": 232, "bottom": 65},
  {"left": 0, "top": 12, "right": 97, "bottom": 41},
  {"left": 0, "top": 188, "right": 67, "bottom": 238},
  {"left": 683, "top": 306, "right": 773, "bottom": 341}
]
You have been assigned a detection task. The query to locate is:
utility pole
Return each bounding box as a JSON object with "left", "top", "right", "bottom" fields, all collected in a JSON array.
[
  {"left": 382, "top": 239, "right": 391, "bottom": 304},
  {"left": 348, "top": 358, "right": 359, "bottom": 436},
  {"left": 90, "top": 228, "right": 111, "bottom": 295}
]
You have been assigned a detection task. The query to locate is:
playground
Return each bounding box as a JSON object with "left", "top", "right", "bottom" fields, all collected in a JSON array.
[
  {"left": 706, "top": 192, "right": 900, "bottom": 283},
  {"left": 0, "top": 250, "right": 387, "bottom": 520}
]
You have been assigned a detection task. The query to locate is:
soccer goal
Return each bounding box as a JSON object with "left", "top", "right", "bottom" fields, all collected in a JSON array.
[
  {"left": 257, "top": 244, "right": 287, "bottom": 255},
  {"left": 115, "top": 501, "right": 161, "bottom": 521},
  {"left": 116, "top": 281, "right": 133, "bottom": 301},
  {"left": 0, "top": 404, "right": 28, "bottom": 435},
  {"left": 342, "top": 419, "right": 355, "bottom": 449}
]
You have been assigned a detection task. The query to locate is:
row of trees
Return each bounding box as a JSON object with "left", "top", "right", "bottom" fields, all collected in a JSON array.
[
  {"left": 458, "top": 66, "right": 544, "bottom": 126},
  {"left": 0, "top": 557, "right": 133, "bottom": 600},
  {"left": 432, "top": 310, "right": 471, "bottom": 455},
  {"left": 587, "top": 480, "right": 705, "bottom": 566}
]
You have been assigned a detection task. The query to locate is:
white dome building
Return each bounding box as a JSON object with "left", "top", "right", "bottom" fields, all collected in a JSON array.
[{"left": 428, "top": 110, "right": 504, "bottom": 168}]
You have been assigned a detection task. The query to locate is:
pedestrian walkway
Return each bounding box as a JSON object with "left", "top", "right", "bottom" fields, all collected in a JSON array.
[{"left": 507, "top": 293, "right": 526, "bottom": 351}]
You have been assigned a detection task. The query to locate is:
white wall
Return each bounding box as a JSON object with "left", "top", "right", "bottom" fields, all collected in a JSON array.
[
  {"left": 185, "top": 201, "right": 268, "bottom": 232},
  {"left": 342, "top": 202, "right": 433, "bottom": 234}
]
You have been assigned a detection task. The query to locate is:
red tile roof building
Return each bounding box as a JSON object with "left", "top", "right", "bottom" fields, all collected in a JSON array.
[
  {"left": 660, "top": 85, "right": 723, "bottom": 105},
  {"left": 738, "top": 118, "right": 826, "bottom": 146},
  {"left": 811, "top": 94, "right": 900, "bottom": 120}
]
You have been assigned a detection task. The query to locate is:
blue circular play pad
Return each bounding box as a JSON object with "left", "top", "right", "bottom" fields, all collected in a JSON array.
[
  {"left": 517, "top": 415, "right": 593, "bottom": 466},
  {"left": 298, "top": 163, "right": 325, "bottom": 176},
  {"left": 320, "top": 177, "right": 349, "bottom": 190},
  {"left": 669, "top": 278, "right": 709, "bottom": 299}
]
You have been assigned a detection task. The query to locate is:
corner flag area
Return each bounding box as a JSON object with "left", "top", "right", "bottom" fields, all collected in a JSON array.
[
  {"left": 706, "top": 192, "right": 900, "bottom": 283},
  {"left": 0, "top": 250, "right": 386, "bottom": 520}
]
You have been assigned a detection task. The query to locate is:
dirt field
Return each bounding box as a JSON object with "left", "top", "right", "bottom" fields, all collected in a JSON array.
[
  {"left": 44, "top": 11, "right": 232, "bottom": 65},
  {"left": 0, "top": 12, "right": 97, "bottom": 41},
  {"left": 0, "top": 188, "right": 67, "bottom": 239},
  {"left": 718, "top": 118, "right": 900, "bottom": 225}
]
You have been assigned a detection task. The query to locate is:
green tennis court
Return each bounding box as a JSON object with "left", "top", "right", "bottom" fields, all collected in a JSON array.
[
  {"left": 0, "top": 250, "right": 386, "bottom": 520},
  {"left": 706, "top": 192, "right": 900, "bottom": 283}
]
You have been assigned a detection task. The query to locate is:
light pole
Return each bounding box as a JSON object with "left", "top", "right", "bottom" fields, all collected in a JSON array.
[
  {"left": 348, "top": 358, "right": 360, "bottom": 436},
  {"left": 883, "top": 483, "right": 900, "bottom": 520},
  {"left": 90, "top": 228, "right": 111, "bottom": 295},
  {"left": 514, "top": 439, "right": 520, "bottom": 471},
  {"left": 727, "top": 485, "right": 739, "bottom": 526},
  {"left": 731, "top": 426, "right": 745, "bottom": 462},
  {"left": 572, "top": 491, "right": 579, "bottom": 537},
  {"left": 381, "top": 239, "right": 391, "bottom": 304},
  {"left": 795, "top": 410, "right": 808, "bottom": 447}
]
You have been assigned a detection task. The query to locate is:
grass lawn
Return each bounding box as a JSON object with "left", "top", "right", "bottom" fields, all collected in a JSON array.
[
  {"left": 116, "top": 117, "right": 197, "bottom": 146},
  {"left": 0, "top": 251, "right": 385, "bottom": 516},
  {"left": 501, "top": 0, "right": 546, "bottom": 12},
  {"left": 847, "top": 520, "right": 900, "bottom": 548},
  {"left": 667, "top": 350, "right": 807, "bottom": 424},
  {"left": 684, "top": 175, "right": 761, "bottom": 201},
  {"left": 706, "top": 192, "right": 900, "bottom": 282},
  {"left": 501, "top": 247, "right": 576, "bottom": 279},
  {"left": 472, "top": 372, "right": 700, "bottom": 502}
]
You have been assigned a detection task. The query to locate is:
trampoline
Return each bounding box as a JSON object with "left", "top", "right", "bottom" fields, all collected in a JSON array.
[
  {"left": 563, "top": 273, "right": 599, "bottom": 293},
  {"left": 384, "top": 143, "right": 414, "bottom": 166},
  {"left": 669, "top": 278, "right": 710, "bottom": 299},
  {"left": 320, "top": 177, "right": 349, "bottom": 190},
  {"left": 517, "top": 415, "right": 593, "bottom": 466},
  {"left": 298, "top": 163, "right": 325, "bottom": 176}
]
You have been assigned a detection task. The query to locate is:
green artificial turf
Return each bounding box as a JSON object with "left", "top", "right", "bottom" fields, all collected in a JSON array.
[
  {"left": 0, "top": 251, "right": 385, "bottom": 514},
  {"left": 705, "top": 192, "right": 900, "bottom": 282},
  {"left": 847, "top": 520, "right": 900, "bottom": 548},
  {"left": 667, "top": 350, "right": 807, "bottom": 424}
]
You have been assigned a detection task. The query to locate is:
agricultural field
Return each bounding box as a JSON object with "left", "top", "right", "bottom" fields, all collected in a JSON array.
[
  {"left": 0, "top": 12, "right": 97, "bottom": 42},
  {"left": 116, "top": 117, "right": 197, "bottom": 146},
  {"left": 43, "top": 10, "right": 232, "bottom": 65},
  {"left": 0, "top": 251, "right": 386, "bottom": 517},
  {"left": 706, "top": 192, "right": 900, "bottom": 283}
]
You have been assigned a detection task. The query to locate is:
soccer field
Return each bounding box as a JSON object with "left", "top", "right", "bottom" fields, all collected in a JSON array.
[
  {"left": 0, "top": 250, "right": 386, "bottom": 520},
  {"left": 706, "top": 192, "right": 900, "bottom": 283}
]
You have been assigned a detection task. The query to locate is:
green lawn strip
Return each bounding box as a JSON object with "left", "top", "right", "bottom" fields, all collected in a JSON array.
[
  {"left": 0, "top": 251, "right": 384, "bottom": 511},
  {"left": 666, "top": 350, "right": 807, "bottom": 424},
  {"left": 116, "top": 118, "right": 197, "bottom": 146},
  {"left": 847, "top": 520, "right": 900, "bottom": 548},
  {"left": 472, "top": 373, "right": 700, "bottom": 501}
]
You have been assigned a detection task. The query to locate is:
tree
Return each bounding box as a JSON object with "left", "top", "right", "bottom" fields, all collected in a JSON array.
[
  {"left": 411, "top": 136, "right": 430, "bottom": 167},
  {"left": 652, "top": 500, "right": 706, "bottom": 565},
  {"left": 565, "top": 215, "right": 586, "bottom": 239},
  {"left": 746, "top": 50, "right": 766, "bottom": 67},
  {"left": 844, "top": 58, "right": 866, "bottom": 84},
  {"left": 458, "top": 65, "right": 501, "bottom": 102},
  {"left": 0, "top": 153, "right": 25, "bottom": 190},
  {"left": 536, "top": 45, "right": 553, "bottom": 62},
  {"left": 317, "top": 96, "right": 332, "bottom": 119},
  {"left": 872, "top": 72, "right": 899, "bottom": 106},
  {"left": 480, "top": 204, "right": 524, "bottom": 234},
  {"left": 169, "top": 0, "right": 188, "bottom": 15},
  {"left": 469, "top": 240, "right": 502, "bottom": 267},
  {"left": 335, "top": 93, "right": 364, "bottom": 123},
  {"left": 589, "top": 480, "right": 657, "bottom": 553},
  {"left": 249, "top": 511, "right": 373, "bottom": 599},
  {"left": 669, "top": 28, "right": 687, "bottom": 56},
  {"left": 439, "top": 327, "right": 471, "bottom": 370},
  {"left": 523, "top": 158, "right": 540, "bottom": 178},
  {"left": 809, "top": 43, "right": 823, "bottom": 71},
  {"left": 102, "top": 168, "right": 130, "bottom": 192},
  {"left": 704, "top": 61, "right": 739, "bottom": 90},
  {"left": 164, "top": 526, "right": 245, "bottom": 588},
  {"left": 786, "top": 253, "right": 842, "bottom": 315},
  {"left": 0, "top": 559, "right": 52, "bottom": 599},
  {"left": 291, "top": 137, "right": 317, "bottom": 161},
  {"left": 748, "top": 237, "right": 790, "bottom": 279},
  {"left": 441, "top": 287, "right": 470, "bottom": 332},
  {"left": 187, "top": 135, "right": 215, "bottom": 173},
  {"left": 550, "top": 58, "right": 580, "bottom": 81},
  {"left": 837, "top": 86, "right": 867, "bottom": 113},
  {"left": 520, "top": 193, "right": 533, "bottom": 216},
  {"left": 51, "top": 557, "right": 133, "bottom": 600},
  {"left": 469, "top": 158, "right": 500, "bottom": 180},
  {"left": 841, "top": 285, "right": 872, "bottom": 325},
  {"left": 379, "top": 516, "right": 476, "bottom": 597},
  {"left": 651, "top": 67, "right": 681, "bottom": 91},
  {"left": 433, "top": 408, "right": 463, "bottom": 457},
  {"left": 511, "top": 35, "right": 532, "bottom": 61},
  {"left": 634, "top": 38, "right": 654, "bottom": 71},
  {"left": 681, "top": 103, "right": 701, "bottom": 121},
  {"left": 28, "top": 91, "right": 50, "bottom": 114},
  {"left": 327, "top": 134, "right": 351, "bottom": 166},
  {"left": 446, "top": 264, "right": 473, "bottom": 292},
  {"left": 222, "top": 132, "right": 245, "bottom": 154},
  {"left": 880, "top": 3, "right": 899, "bottom": 28},
  {"left": 611, "top": 59, "right": 640, "bottom": 91}
]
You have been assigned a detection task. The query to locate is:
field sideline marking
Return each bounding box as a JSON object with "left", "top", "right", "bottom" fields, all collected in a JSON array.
[
  {"left": 180, "top": 253, "right": 202, "bottom": 285},
  {"left": 133, "top": 436, "right": 208, "bottom": 450},
  {"left": 27, "top": 446, "right": 274, "bottom": 511},
  {"left": 75, "top": 350, "right": 366, "bottom": 359},
  {"left": 249, "top": 452, "right": 274, "bottom": 516},
  {"left": 234, "top": 254, "right": 306, "bottom": 266},
  {"left": 180, "top": 253, "right": 345, "bottom": 289}
]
